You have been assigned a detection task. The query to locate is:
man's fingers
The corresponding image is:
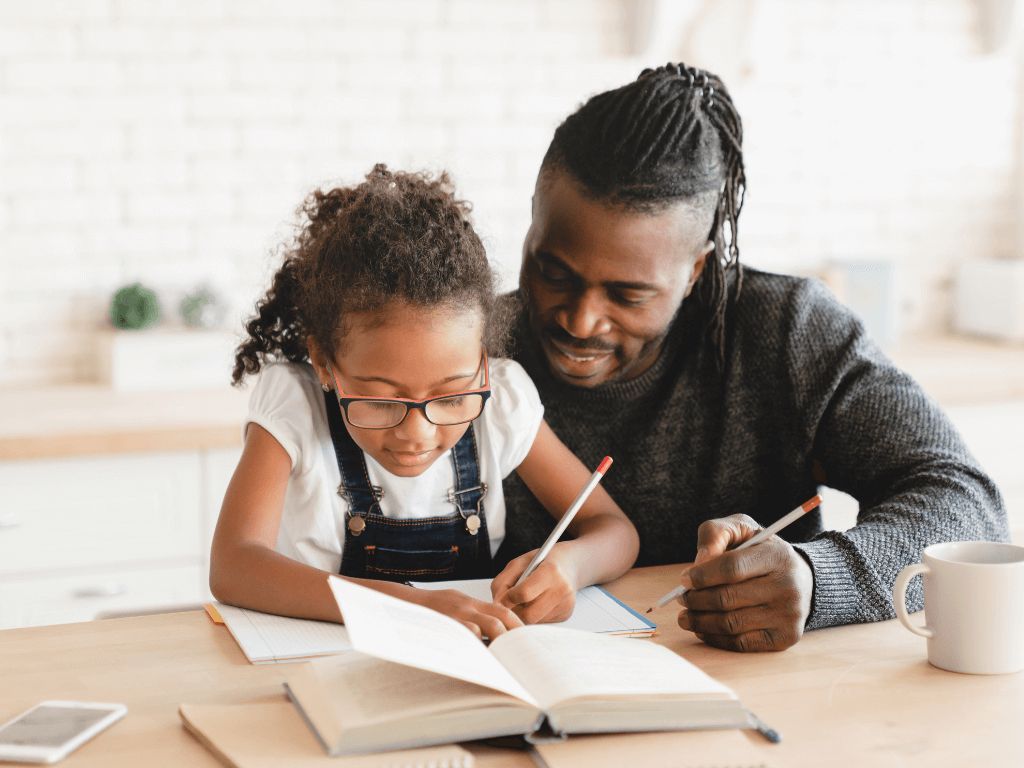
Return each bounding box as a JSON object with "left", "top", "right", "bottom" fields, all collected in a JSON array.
[
  {"left": 694, "top": 627, "right": 794, "bottom": 653},
  {"left": 685, "top": 538, "right": 787, "bottom": 590},
  {"left": 682, "top": 573, "right": 782, "bottom": 612},
  {"left": 694, "top": 514, "right": 762, "bottom": 559},
  {"left": 459, "top": 620, "right": 483, "bottom": 639},
  {"left": 678, "top": 605, "right": 779, "bottom": 637}
]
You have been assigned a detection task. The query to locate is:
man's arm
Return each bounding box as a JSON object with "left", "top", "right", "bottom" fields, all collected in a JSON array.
[
  {"left": 791, "top": 333, "right": 1009, "bottom": 629},
  {"left": 680, "top": 279, "right": 1009, "bottom": 649}
]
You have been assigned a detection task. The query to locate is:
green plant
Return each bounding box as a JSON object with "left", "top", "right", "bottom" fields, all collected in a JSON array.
[
  {"left": 180, "top": 285, "right": 225, "bottom": 329},
  {"left": 109, "top": 283, "right": 160, "bottom": 330}
]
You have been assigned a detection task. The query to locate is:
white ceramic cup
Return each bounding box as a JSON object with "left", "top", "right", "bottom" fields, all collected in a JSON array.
[{"left": 893, "top": 541, "right": 1024, "bottom": 674}]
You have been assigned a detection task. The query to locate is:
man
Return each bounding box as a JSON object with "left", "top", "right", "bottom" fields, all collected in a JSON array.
[{"left": 496, "top": 63, "right": 1008, "bottom": 651}]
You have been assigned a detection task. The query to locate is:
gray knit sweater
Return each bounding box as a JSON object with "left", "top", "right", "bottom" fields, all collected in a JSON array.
[{"left": 497, "top": 268, "right": 1009, "bottom": 630}]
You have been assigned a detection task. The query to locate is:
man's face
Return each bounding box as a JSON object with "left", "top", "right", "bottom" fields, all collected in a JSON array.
[{"left": 520, "top": 170, "right": 714, "bottom": 388}]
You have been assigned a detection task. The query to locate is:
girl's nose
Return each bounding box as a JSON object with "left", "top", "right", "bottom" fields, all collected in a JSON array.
[{"left": 394, "top": 406, "right": 436, "bottom": 442}]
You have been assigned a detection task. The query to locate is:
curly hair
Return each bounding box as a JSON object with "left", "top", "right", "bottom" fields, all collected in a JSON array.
[
  {"left": 540, "top": 62, "right": 746, "bottom": 367},
  {"left": 232, "top": 164, "right": 501, "bottom": 385}
]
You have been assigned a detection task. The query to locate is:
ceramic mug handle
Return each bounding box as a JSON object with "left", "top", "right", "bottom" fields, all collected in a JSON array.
[{"left": 893, "top": 562, "right": 933, "bottom": 638}]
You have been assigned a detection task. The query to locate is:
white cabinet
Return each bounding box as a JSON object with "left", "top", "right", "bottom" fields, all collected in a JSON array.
[
  {"left": 0, "top": 564, "right": 207, "bottom": 629},
  {"left": 0, "top": 447, "right": 241, "bottom": 629}
]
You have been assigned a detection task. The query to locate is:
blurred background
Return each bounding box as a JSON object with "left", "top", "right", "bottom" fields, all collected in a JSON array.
[{"left": 1, "top": 0, "right": 1022, "bottom": 629}]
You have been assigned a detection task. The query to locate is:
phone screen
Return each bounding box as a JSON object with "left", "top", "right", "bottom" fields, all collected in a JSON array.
[{"left": 0, "top": 706, "right": 114, "bottom": 748}]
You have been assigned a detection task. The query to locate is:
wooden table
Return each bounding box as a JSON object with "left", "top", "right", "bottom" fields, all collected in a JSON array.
[{"left": 1, "top": 565, "right": 1021, "bottom": 767}]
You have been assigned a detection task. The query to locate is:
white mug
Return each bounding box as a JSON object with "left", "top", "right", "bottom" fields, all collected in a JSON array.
[{"left": 893, "top": 541, "right": 1024, "bottom": 674}]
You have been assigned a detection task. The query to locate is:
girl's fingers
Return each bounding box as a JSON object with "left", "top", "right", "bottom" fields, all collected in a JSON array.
[
  {"left": 479, "top": 600, "right": 524, "bottom": 629},
  {"left": 503, "top": 566, "right": 554, "bottom": 606},
  {"left": 458, "top": 620, "right": 483, "bottom": 639},
  {"left": 491, "top": 553, "right": 535, "bottom": 600},
  {"left": 515, "top": 587, "right": 571, "bottom": 625},
  {"left": 473, "top": 613, "right": 509, "bottom": 640}
]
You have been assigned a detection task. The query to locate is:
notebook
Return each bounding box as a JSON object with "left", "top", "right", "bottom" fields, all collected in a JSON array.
[
  {"left": 179, "top": 698, "right": 473, "bottom": 767},
  {"left": 410, "top": 579, "right": 656, "bottom": 637},
  {"left": 284, "top": 577, "right": 754, "bottom": 758},
  {"left": 212, "top": 602, "right": 351, "bottom": 664}
]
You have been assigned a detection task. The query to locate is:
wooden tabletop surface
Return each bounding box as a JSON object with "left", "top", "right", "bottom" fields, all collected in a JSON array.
[{"left": 1, "top": 564, "right": 1021, "bottom": 767}]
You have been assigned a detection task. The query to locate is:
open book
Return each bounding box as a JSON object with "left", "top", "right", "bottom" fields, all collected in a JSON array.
[{"left": 284, "top": 577, "right": 753, "bottom": 757}]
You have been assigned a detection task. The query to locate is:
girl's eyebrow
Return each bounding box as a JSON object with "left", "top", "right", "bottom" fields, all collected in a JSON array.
[{"left": 351, "top": 371, "right": 477, "bottom": 389}]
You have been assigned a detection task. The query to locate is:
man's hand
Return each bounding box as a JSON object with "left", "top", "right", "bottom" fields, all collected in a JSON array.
[
  {"left": 677, "top": 514, "right": 814, "bottom": 652},
  {"left": 491, "top": 544, "right": 580, "bottom": 624}
]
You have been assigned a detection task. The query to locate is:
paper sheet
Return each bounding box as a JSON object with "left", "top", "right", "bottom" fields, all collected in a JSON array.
[
  {"left": 409, "top": 579, "right": 655, "bottom": 636},
  {"left": 215, "top": 603, "right": 351, "bottom": 664},
  {"left": 327, "top": 576, "right": 537, "bottom": 705}
]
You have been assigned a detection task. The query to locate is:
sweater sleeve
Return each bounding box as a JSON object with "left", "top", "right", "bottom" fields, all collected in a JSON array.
[{"left": 784, "top": 281, "right": 1010, "bottom": 630}]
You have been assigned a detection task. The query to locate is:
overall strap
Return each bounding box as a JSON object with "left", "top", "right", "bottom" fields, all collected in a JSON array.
[
  {"left": 447, "top": 425, "right": 487, "bottom": 534},
  {"left": 322, "top": 390, "right": 382, "bottom": 521}
]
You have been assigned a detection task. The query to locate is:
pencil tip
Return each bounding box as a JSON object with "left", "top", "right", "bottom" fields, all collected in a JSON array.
[{"left": 644, "top": 608, "right": 652, "bottom": 614}]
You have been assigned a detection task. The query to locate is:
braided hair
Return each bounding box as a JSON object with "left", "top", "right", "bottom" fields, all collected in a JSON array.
[
  {"left": 540, "top": 63, "right": 746, "bottom": 365},
  {"left": 232, "top": 164, "right": 499, "bottom": 385}
]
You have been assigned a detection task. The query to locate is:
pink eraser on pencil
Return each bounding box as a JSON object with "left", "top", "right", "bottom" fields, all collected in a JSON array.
[{"left": 596, "top": 456, "right": 613, "bottom": 475}]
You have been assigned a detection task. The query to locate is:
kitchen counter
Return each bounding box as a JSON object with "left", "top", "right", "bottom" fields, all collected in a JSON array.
[
  {"left": 0, "top": 385, "right": 249, "bottom": 460},
  {"left": 0, "top": 334, "right": 1021, "bottom": 461}
]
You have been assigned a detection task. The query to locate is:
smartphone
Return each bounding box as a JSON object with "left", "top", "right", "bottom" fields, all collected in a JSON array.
[{"left": 0, "top": 701, "right": 127, "bottom": 764}]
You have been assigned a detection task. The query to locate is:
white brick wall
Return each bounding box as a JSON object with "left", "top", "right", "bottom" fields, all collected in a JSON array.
[{"left": 0, "top": 0, "right": 1018, "bottom": 386}]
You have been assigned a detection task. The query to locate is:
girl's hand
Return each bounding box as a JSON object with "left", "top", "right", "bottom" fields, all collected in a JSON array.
[
  {"left": 412, "top": 588, "right": 523, "bottom": 640},
  {"left": 491, "top": 544, "right": 580, "bottom": 624}
]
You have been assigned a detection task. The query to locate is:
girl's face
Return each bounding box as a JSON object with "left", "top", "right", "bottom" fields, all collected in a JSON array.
[{"left": 317, "top": 301, "right": 486, "bottom": 479}]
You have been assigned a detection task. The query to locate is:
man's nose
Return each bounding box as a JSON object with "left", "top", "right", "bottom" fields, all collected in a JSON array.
[{"left": 557, "top": 290, "right": 612, "bottom": 339}]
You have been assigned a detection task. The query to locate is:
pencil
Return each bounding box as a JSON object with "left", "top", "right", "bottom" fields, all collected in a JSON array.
[
  {"left": 513, "top": 456, "right": 614, "bottom": 587},
  {"left": 645, "top": 494, "right": 823, "bottom": 613}
]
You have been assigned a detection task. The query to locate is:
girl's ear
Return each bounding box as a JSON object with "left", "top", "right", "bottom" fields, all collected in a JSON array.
[{"left": 306, "top": 336, "right": 333, "bottom": 390}]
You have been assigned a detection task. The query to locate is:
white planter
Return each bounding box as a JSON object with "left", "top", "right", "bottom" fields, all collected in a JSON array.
[{"left": 97, "top": 329, "right": 239, "bottom": 391}]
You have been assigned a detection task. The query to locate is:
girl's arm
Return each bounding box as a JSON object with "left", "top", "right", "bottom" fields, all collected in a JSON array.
[
  {"left": 209, "top": 424, "right": 522, "bottom": 638},
  {"left": 490, "top": 420, "right": 640, "bottom": 623}
]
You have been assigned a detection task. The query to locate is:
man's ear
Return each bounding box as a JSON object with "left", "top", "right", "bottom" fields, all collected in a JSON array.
[{"left": 684, "top": 241, "right": 715, "bottom": 296}]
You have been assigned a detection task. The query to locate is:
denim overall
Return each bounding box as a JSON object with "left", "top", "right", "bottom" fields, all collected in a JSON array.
[{"left": 323, "top": 391, "right": 493, "bottom": 582}]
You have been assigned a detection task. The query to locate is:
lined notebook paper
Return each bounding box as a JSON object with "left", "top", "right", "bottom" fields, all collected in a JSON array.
[
  {"left": 410, "top": 580, "right": 656, "bottom": 637},
  {"left": 214, "top": 603, "right": 352, "bottom": 664}
]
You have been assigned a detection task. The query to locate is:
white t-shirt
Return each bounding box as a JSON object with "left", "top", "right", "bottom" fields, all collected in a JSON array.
[{"left": 245, "top": 358, "right": 545, "bottom": 573}]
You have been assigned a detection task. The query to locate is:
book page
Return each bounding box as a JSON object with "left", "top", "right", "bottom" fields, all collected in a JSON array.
[
  {"left": 327, "top": 576, "right": 537, "bottom": 706},
  {"left": 410, "top": 580, "right": 655, "bottom": 635},
  {"left": 490, "top": 625, "right": 734, "bottom": 712},
  {"left": 216, "top": 603, "right": 351, "bottom": 663}
]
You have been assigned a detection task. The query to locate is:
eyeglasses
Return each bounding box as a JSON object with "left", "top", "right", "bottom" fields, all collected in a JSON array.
[{"left": 329, "top": 354, "right": 491, "bottom": 430}]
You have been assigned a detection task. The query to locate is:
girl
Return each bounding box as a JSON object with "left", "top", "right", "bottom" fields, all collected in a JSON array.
[{"left": 210, "top": 165, "right": 639, "bottom": 639}]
